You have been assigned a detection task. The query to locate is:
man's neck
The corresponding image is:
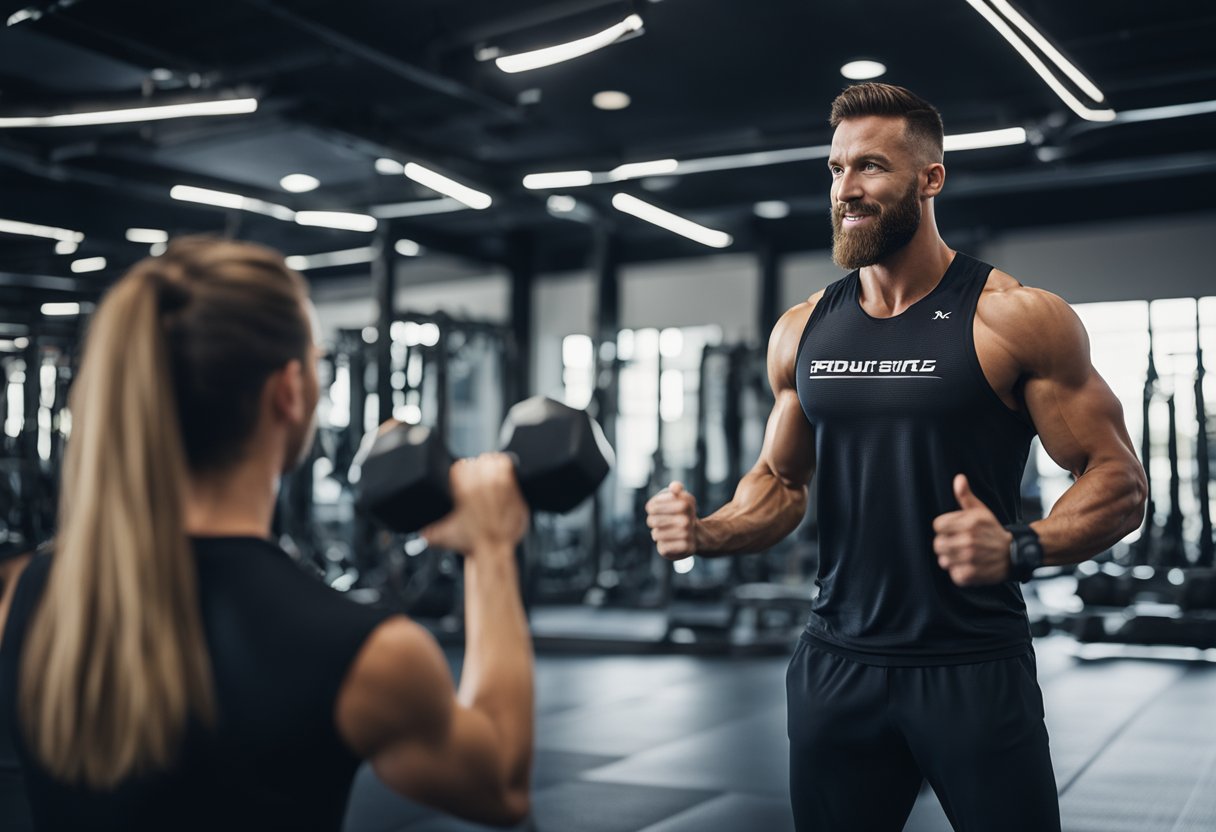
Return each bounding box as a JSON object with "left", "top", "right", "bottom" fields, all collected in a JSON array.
[{"left": 857, "top": 224, "right": 954, "bottom": 317}]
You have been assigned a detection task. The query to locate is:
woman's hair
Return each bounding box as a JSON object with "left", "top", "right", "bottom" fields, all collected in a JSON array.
[{"left": 20, "top": 236, "right": 310, "bottom": 789}]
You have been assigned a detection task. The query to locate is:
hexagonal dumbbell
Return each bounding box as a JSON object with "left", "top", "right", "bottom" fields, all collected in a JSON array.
[{"left": 356, "top": 396, "right": 614, "bottom": 533}]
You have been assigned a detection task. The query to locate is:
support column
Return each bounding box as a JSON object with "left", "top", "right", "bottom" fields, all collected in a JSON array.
[
  {"left": 590, "top": 227, "right": 621, "bottom": 587},
  {"left": 507, "top": 230, "right": 535, "bottom": 405},
  {"left": 756, "top": 231, "right": 782, "bottom": 340},
  {"left": 371, "top": 226, "right": 397, "bottom": 424}
]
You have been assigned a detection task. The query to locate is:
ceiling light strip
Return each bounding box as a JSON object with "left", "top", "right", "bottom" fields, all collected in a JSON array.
[
  {"left": 404, "top": 163, "right": 492, "bottom": 210},
  {"left": 986, "top": 0, "right": 1105, "bottom": 103},
  {"left": 169, "top": 185, "right": 296, "bottom": 221},
  {"left": 285, "top": 247, "right": 377, "bottom": 271},
  {"left": 369, "top": 198, "right": 468, "bottom": 219},
  {"left": 0, "top": 217, "right": 84, "bottom": 242},
  {"left": 0, "top": 98, "right": 258, "bottom": 129},
  {"left": 942, "top": 127, "right": 1027, "bottom": 151},
  {"left": 496, "top": 14, "right": 643, "bottom": 74},
  {"left": 295, "top": 211, "right": 378, "bottom": 232},
  {"left": 964, "top": 0, "right": 1113, "bottom": 122},
  {"left": 611, "top": 193, "right": 732, "bottom": 249}
]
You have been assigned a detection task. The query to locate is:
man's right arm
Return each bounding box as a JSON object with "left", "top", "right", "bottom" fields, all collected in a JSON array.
[{"left": 647, "top": 296, "right": 820, "bottom": 559}]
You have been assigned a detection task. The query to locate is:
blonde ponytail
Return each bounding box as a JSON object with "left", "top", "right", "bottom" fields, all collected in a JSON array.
[{"left": 19, "top": 237, "right": 309, "bottom": 788}]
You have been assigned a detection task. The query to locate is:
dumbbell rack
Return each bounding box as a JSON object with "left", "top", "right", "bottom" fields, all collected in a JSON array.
[{"left": 1062, "top": 563, "right": 1216, "bottom": 650}]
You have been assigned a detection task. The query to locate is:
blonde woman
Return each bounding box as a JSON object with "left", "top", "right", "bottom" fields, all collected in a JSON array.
[{"left": 0, "top": 238, "right": 533, "bottom": 831}]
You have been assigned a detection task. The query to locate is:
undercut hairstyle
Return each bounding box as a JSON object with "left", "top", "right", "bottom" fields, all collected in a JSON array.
[
  {"left": 829, "top": 83, "right": 945, "bottom": 164},
  {"left": 20, "top": 237, "right": 310, "bottom": 789}
]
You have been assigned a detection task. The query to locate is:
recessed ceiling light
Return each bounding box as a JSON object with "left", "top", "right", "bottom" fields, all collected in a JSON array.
[
  {"left": 70, "top": 257, "right": 106, "bottom": 274},
  {"left": 840, "top": 60, "right": 887, "bottom": 80},
  {"left": 394, "top": 239, "right": 422, "bottom": 257},
  {"left": 754, "top": 200, "right": 790, "bottom": 219},
  {"left": 54, "top": 239, "right": 78, "bottom": 255},
  {"left": 42, "top": 302, "right": 81, "bottom": 316},
  {"left": 126, "top": 227, "right": 169, "bottom": 244},
  {"left": 593, "top": 90, "right": 632, "bottom": 111},
  {"left": 374, "top": 158, "right": 404, "bottom": 175},
  {"left": 280, "top": 173, "right": 320, "bottom": 193}
]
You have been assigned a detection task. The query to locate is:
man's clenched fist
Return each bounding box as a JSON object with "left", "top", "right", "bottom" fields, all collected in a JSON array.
[{"left": 645, "top": 481, "right": 699, "bottom": 561}]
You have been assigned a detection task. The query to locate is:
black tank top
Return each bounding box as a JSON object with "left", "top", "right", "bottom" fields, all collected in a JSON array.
[
  {"left": 795, "top": 252, "right": 1036, "bottom": 665},
  {"left": 0, "top": 537, "right": 393, "bottom": 831}
]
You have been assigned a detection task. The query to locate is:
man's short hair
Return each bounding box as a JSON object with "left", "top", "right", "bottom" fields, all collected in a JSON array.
[{"left": 829, "top": 83, "right": 944, "bottom": 164}]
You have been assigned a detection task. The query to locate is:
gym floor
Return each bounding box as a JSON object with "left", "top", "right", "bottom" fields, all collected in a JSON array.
[{"left": 341, "top": 636, "right": 1216, "bottom": 832}]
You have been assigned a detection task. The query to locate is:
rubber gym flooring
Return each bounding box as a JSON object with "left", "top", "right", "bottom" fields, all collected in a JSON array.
[{"left": 341, "top": 635, "right": 1216, "bottom": 832}]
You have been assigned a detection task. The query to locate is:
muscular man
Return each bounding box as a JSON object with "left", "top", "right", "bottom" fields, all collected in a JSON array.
[
  {"left": 646, "top": 83, "right": 1146, "bottom": 831},
  {"left": 0, "top": 238, "right": 533, "bottom": 831}
]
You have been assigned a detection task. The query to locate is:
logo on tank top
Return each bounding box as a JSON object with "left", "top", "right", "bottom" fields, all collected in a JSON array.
[
  {"left": 932, "top": 310, "right": 951, "bottom": 320},
  {"left": 807, "top": 359, "right": 941, "bottom": 379}
]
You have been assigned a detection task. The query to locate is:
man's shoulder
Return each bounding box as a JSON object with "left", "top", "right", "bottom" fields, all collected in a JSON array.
[
  {"left": 976, "top": 268, "right": 1085, "bottom": 370},
  {"left": 978, "top": 268, "right": 1073, "bottom": 326}
]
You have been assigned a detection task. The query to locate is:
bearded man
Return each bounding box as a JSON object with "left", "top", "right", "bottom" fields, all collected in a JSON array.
[{"left": 645, "top": 83, "right": 1146, "bottom": 832}]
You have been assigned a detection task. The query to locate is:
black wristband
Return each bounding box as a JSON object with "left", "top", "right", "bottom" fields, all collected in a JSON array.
[{"left": 1005, "top": 522, "right": 1043, "bottom": 583}]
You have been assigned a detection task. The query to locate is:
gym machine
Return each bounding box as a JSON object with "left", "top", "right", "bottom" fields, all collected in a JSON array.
[{"left": 1065, "top": 301, "right": 1216, "bottom": 649}]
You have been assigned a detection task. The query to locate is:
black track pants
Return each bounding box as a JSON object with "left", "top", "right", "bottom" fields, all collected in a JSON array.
[{"left": 786, "top": 637, "right": 1061, "bottom": 832}]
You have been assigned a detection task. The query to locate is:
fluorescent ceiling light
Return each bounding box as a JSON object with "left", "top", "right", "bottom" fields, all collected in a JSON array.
[
  {"left": 1111, "top": 99, "right": 1216, "bottom": 125},
  {"left": 54, "top": 240, "right": 79, "bottom": 255},
  {"left": 394, "top": 239, "right": 422, "bottom": 257},
  {"left": 369, "top": 198, "right": 468, "bottom": 219},
  {"left": 374, "top": 158, "right": 405, "bottom": 175},
  {"left": 280, "top": 173, "right": 320, "bottom": 193},
  {"left": 285, "top": 247, "right": 377, "bottom": 271},
  {"left": 150, "top": 242, "right": 168, "bottom": 256},
  {"left": 593, "top": 90, "right": 632, "bottom": 110},
  {"left": 170, "top": 185, "right": 296, "bottom": 221},
  {"left": 524, "top": 125, "right": 1029, "bottom": 191},
  {"left": 6, "top": 8, "right": 40, "bottom": 26},
  {"left": 0, "top": 97, "right": 258, "bottom": 128},
  {"left": 673, "top": 145, "right": 834, "bottom": 176},
  {"left": 840, "top": 60, "right": 887, "bottom": 80},
  {"left": 964, "top": 0, "right": 1113, "bottom": 122},
  {"left": 754, "top": 200, "right": 790, "bottom": 219},
  {"left": 42, "top": 302, "right": 81, "bottom": 316},
  {"left": 986, "top": 0, "right": 1104, "bottom": 103},
  {"left": 125, "top": 227, "right": 169, "bottom": 244},
  {"left": 70, "top": 257, "right": 106, "bottom": 274},
  {"left": 610, "top": 159, "right": 678, "bottom": 181},
  {"left": 943, "top": 126, "right": 1027, "bottom": 151},
  {"left": 295, "top": 211, "right": 378, "bottom": 232},
  {"left": 611, "top": 193, "right": 732, "bottom": 249},
  {"left": 403, "top": 163, "right": 492, "bottom": 210},
  {"left": 0, "top": 217, "right": 84, "bottom": 242},
  {"left": 523, "top": 170, "right": 595, "bottom": 190},
  {"left": 496, "top": 13, "right": 643, "bottom": 74}
]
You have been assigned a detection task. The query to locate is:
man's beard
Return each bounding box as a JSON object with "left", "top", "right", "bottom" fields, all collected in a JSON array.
[{"left": 831, "top": 180, "right": 922, "bottom": 270}]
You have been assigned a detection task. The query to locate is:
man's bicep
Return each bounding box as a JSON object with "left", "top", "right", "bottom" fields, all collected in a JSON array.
[
  {"left": 759, "top": 300, "right": 818, "bottom": 486},
  {"left": 758, "top": 389, "right": 816, "bottom": 486},
  {"left": 1021, "top": 296, "right": 1137, "bottom": 476}
]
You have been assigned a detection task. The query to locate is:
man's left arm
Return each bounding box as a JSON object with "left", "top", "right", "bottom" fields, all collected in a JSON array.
[{"left": 933, "top": 287, "right": 1147, "bottom": 585}]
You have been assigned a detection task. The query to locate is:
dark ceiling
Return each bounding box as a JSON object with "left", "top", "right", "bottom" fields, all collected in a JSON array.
[{"left": 1, "top": 0, "right": 1215, "bottom": 308}]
